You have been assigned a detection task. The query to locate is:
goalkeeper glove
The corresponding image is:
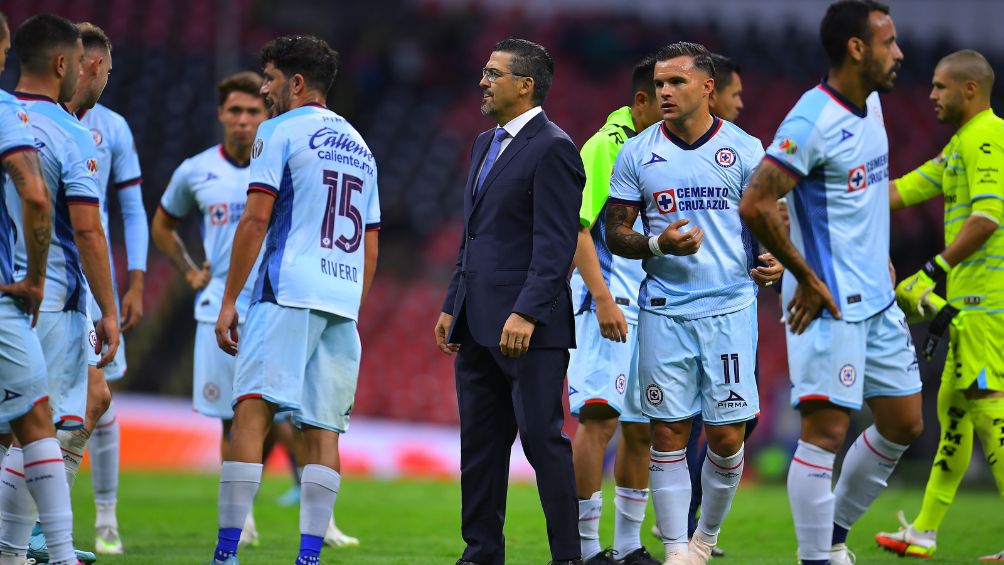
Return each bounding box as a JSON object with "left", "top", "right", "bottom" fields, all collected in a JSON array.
[
  {"left": 922, "top": 302, "right": 959, "bottom": 360},
  {"left": 896, "top": 255, "right": 951, "bottom": 323}
]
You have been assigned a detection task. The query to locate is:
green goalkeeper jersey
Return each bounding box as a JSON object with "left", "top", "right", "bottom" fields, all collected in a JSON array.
[{"left": 896, "top": 108, "right": 1004, "bottom": 313}]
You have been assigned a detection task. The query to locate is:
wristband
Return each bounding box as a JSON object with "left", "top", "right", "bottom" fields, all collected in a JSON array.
[
  {"left": 921, "top": 254, "right": 951, "bottom": 282},
  {"left": 922, "top": 304, "right": 959, "bottom": 359},
  {"left": 648, "top": 235, "right": 665, "bottom": 257}
]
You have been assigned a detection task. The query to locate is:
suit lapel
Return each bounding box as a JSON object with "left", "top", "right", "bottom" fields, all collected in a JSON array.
[
  {"left": 464, "top": 131, "right": 492, "bottom": 218},
  {"left": 471, "top": 111, "right": 548, "bottom": 212}
]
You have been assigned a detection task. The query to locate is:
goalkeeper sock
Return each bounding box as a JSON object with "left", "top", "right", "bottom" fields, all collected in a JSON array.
[
  {"left": 914, "top": 383, "right": 973, "bottom": 531},
  {"left": 970, "top": 396, "right": 1004, "bottom": 500}
]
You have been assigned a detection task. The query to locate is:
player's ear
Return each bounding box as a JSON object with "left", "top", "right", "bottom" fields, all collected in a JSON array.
[
  {"left": 54, "top": 51, "right": 66, "bottom": 79},
  {"left": 519, "top": 75, "right": 534, "bottom": 100},
  {"left": 846, "top": 37, "right": 866, "bottom": 64},
  {"left": 291, "top": 73, "right": 306, "bottom": 96}
]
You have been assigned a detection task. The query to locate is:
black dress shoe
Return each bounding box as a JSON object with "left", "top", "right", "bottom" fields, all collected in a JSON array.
[{"left": 618, "top": 546, "right": 661, "bottom": 565}]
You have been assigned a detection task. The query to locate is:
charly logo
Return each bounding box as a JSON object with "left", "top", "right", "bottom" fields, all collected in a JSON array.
[
  {"left": 251, "top": 138, "right": 264, "bottom": 159},
  {"left": 646, "top": 384, "right": 664, "bottom": 406}
]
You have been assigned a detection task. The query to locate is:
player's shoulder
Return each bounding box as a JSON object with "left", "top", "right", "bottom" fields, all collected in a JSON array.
[
  {"left": 718, "top": 120, "right": 763, "bottom": 153},
  {"left": 785, "top": 84, "right": 835, "bottom": 123},
  {"left": 585, "top": 106, "right": 634, "bottom": 146},
  {"left": 180, "top": 145, "right": 224, "bottom": 172},
  {"left": 90, "top": 103, "right": 132, "bottom": 132},
  {"left": 961, "top": 110, "right": 1004, "bottom": 147}
]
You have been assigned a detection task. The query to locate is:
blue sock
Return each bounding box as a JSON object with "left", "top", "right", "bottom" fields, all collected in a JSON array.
[
  {"left": 295, "top": 534, "right": 324, "bottom": 564},
  {"left": 214, "top": 527, "right": 241, "bottom": 561},
  {"left": 832, "top": 523, "right": 849, "bottom": 545},
  {"left": 801, "top": 560, "right": 829, "bottom": 565}
]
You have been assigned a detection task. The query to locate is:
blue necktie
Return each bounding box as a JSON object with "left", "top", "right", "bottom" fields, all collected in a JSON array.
[{"left": 474, "top": 127, "right": 508, "bottom": 196}]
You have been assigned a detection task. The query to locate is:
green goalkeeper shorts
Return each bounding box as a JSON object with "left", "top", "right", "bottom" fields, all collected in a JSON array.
[{"left": 943, "top": 311, "right": 1004, "bottom": 391}]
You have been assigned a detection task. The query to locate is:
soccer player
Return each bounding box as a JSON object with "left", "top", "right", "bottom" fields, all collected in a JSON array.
[
  {"left": 153, "top": 70, "right": 268, "bottom": 548},
  {"left": 0, "top": 12, "right": 87, "bottom": 565},
  {"left": 210, "top": 35, "right": 379, "bottom": 565},
  {"left": 63, "top": 22, "right": 147, "bottom": 554},
  {"left": 873, "top": 49, "right": 1004, "bottom": 563},
  {"left": 708, "top": 54, "right": 744, "bottom": 123},
  {"left": 0, "top": 13, "right": 120, "bottom": 565},
  {"left": 738, "top": 2, "right": 922, "bottom": 564},
  {"left": 567, "top": 55, "right": 662, "bottom": 565},
  {"left": 606, "top": 41, "right": 770, "bottom": 564}
]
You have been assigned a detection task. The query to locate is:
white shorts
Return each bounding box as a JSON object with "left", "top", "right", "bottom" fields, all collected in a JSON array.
[
  {"left": 0, "top": 298, "right": 49, "bottom": 430},
  {"left": 567, "top": 311, "right": 646, "bottom": 423},
  {"left": 233, "top": 302, "right": 361, "bottom": 433},
  {"left": 193, "top": 321, "right": 242, "bottom": 419},
  {"left": 638, "top": 304, "right": 760, "bottom": 425},
  {"left": 787, "top": 303, "right": 921, "bottom": 410},
  {"left": 36, "top": 310, "right": 90, "bottom": 429},
  {"left": 89, "top": 293, "right": 125, "bottom": 379}
]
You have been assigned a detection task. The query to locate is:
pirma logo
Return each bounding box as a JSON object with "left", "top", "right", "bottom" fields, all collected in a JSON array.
[
  {"left": 718, "top": 390, "right": 748, "bottom": 409},
  {"left": 646, "top": 384, "right": 664, "bottom": 406},
  {"left": 839, "top": 364, "right": 856, "bottom": 386},
  {"left": 653, "top": 190, "right": 677, "bottom": 214}
]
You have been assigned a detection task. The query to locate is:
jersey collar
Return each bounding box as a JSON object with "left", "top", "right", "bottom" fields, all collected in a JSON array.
[
  {"left": 218, "top": 145, "right": 250, "bottom": 169},
  {"left": 13, "top": 91, "right": 56, "bottom": 104},
  {"left": 817, "top": 80, "right": 868, "bottom": 118},
  {"left": 660, "top": 115, "right": 722, "bottom": 151}
]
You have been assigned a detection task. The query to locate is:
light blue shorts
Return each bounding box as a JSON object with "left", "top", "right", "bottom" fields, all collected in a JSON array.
[
  {"left": 89, "top": 293, "right": 125, "bottom": 379},
  {"left": 567, "top": 311, "right": 646, "bottom": 423},
  {"left": 193, "top": 321, "right": 242, "bottom": 419},
  {"left": 0, "top": 298, "right": 49, "bottom": 430},
  {"left": 36, "top": 310, "right": 89, "bottom": 429},
  {"left": 233, "top": 302, "right": 361, "bottom": 433},
  {"left": 638, "top": 304, "right": 760, "bottom": 425},
  {"left": 787, "top": 303, "right": 921, "bottom": 410}
]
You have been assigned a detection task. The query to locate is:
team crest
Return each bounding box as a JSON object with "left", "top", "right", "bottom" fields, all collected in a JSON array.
[
  {"left": 203, "top": 383, "right": 221, "bottom": 402},
  {"left": 251, "top": 138, "right": 264, "bottom": 159},
  {"left": 85, "top": 158, "right": 99, "bottom": 175},
  {"left": 653, "top": 189, "right": 677, "bottom": 214},
  {"left": 838, "top": 364, "right": 857, "bottom": 387},
  {"left": 90, "top": 129, "right": 103, "bottom": 146},
  {"left": 645, "top": 384, "right": 664, "bottom": 406},
  {"left": 208, "top": 203, "right": 229, "bottom": 226},
  {"left": 88, "top": 330, "right": 98, "bottom": 349},
  {"left": 847, "top": 165, "right": 867, "bottom": 191},
  {"left": 715, "top": 147, "right": 737, "bottom": 168},
  {"left": 615, "top": 374, "right": 627, "bottom": 394},
  {"left": 779, "top": 138, "right": 797, "bottom": 155},
  {"left": 16, "top": 110, "right": 29, "bottom": 127}
]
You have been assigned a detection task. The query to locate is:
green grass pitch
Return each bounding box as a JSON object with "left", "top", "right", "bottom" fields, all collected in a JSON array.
[{"left": 69, "top": 471, "right": 1001, "bottom": 564}]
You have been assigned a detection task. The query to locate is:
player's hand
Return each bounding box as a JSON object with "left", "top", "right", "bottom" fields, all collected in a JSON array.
[
  {"left": 186, "top": 261, "right": 212, "bottom": 290},
  {"left": 751, "top": 253, "right": 784, "bottom": 287},
  {"left": 595, "top": 296, "right": 628, "bottom": 342},
  {"left": 500, "top": 312, "right": 535, "bottom": 358},
  {"left": 93, "top": 315, "right": 121, "bottom": 368},
  {"left": 786, "top": 275, "right": 841, "bottom": 334},
  {"left": 657, "top": 219, "right": 703, "bottom": 256},
  {"left": 120, "top": 285, "right": 144, "bottom": 332},
  {"left": 895, "top": 268, "right": 937, "bottom": 321},
  {"left": 434, "top": 312, "right": 460, "bottom": 355},
  {"left": 0, "top": 279, "right": 44, "bottom": 327},
  {"left": 216, "top": 303, "right": 240, "bottom": 356}
]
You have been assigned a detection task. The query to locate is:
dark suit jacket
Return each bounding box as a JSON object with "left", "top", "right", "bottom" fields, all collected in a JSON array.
[{"left": 441, "top": 110, "right": 584, "bottom": 349}]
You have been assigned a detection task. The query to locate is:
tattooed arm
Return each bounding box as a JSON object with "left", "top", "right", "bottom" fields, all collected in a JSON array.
[
  {"left": 0, "top": 150, "right": 51, "bottom": 322},
  {"left": 605, "top": 203, "right": 703, "bottom": 259}
]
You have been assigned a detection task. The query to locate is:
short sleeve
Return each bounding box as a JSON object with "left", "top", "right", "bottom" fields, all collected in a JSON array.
[
  {"left": 365, "top": 164, "right": 381, "bottom": 231},
  {"left": 895, "top": 149, "right": 946, "bottom": 207},
  {"left": 0, "top": 100, "right": 36, "bottom": 159},
  {"left": 247, "top": 120, "right": 286, "bottom": 197},
  {"left": 111, "top": 117, "right": 143, "bottom": 189},
  {"left": 965, "top": 136, "right": 1004, "bottom": 224},
  {"left": 764, "top": 116, "right": 825, "bottom": 180},
  {"left": 607, "top": 143, "right": 643, "bottom": 208},
  {"left": 578, "top": 131, "right": 619, "bottom": 228},
  {"left": 159, "top": 160, "right": 195, "bottom": 219},
  {"left": 741, "top": 138, "right": 767, "bottom": 189},
  {"left": 62, "top": 129, "right": 101, "bottom": 206}
]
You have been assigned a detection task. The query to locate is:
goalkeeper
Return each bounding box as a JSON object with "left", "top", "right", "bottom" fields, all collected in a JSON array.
[{"left": 875, "top": 49, "right": 1004, "bottom": 562}]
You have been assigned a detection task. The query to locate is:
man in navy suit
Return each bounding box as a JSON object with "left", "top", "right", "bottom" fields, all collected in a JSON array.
[{"left": 434, "top": 38, "right": 585, "bottom": 565}]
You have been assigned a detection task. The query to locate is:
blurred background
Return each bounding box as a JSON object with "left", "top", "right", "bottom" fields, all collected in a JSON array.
[{"left": 0, "top": 0, "right": 1001, "bottom": 484}]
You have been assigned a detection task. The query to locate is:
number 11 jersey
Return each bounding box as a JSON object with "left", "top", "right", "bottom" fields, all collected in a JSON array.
[{"left": 248, "top": 103, "right": 380, "bottom": 321}]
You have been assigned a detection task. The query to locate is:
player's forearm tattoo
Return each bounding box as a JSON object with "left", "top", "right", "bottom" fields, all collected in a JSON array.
[
  {"left": 4, "top": 152, "right": 51, "bottom": 267},
  {"left": 742, "top": 165, "right": 813, "bottom": 281},
  {"left": 605, "top": 204, "right": 652, "bottom": 259}
]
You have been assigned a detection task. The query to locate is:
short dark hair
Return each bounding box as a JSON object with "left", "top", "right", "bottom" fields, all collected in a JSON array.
[
  {"left": 493, "top": 38, "right": 553, "bottom": 106},
  {"left": 655, "top": 42, "right": 715, "bottom": 78},
  {"left": 259, "top": 35, "right": 339, "bottom": 95},
  {"left": 76, "top": 22, "right": 111, "bottom": 53},
  {"left": 820, "top": 0, "right": 890, "bottom": 67},
  {"left": 218, "top": 71, "right": 264, "bottom": 107},
  {"left": 710, "top": 54, "right": 741, "bottom": 92},
  {"left": 631, "top": 55, "right": 657, "bottom": 99},
  {"left": 0, "top": 12, "right": 8, "bottom": 42},
  {"left": 14, "top": 14, "right": 80, "bottom": 74}
]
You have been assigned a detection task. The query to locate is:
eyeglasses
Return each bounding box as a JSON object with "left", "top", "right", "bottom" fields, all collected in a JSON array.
[{"left": 481, "top": 67, "right": 528, "bottom": 83}]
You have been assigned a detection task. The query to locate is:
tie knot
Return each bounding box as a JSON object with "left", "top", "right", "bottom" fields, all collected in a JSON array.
[{"left": 493, "top": 128, "right": 508, "bottom": 142}]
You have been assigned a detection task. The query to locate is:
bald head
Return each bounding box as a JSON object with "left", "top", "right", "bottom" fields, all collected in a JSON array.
[{"left": 937, "top": 49, "right": 994, "bottom": 97}]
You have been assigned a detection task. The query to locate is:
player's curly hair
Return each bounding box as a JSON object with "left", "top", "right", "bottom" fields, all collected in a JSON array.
[{"left": 259, "top": 35, "right": 339, "bottom": 96}]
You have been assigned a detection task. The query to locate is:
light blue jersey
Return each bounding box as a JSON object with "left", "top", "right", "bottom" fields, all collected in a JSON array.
[
  {"left": 160, "top": 145, "right": 261, "bottom": 323},
  {"left": 608, "top": 116, "right": 764, "bottom": 320},
  {"left": 0, "top": 89, "right": 38, "bottom": 287},
  {"left": 764, "top": 82, "right": 893, "bottom": 322},
  {"left": 5, "top": 93, "right": 101, "bottom": 314},
  {"left": 248, "top": 103, "right": 380, "bottom": 321}
]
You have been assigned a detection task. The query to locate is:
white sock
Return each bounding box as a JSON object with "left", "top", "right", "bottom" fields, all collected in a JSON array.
[
  {"left": 219, "top": 461, "right": 262, "bottom": 529},
  {"left": 0, "top": 448, "right": 36, "bottom": 555},
  {"left": 833, "top": 425, "right": 909, "bottom": 530},
  {"left": 23, "top": 438, "right": 75, "bottom": 565},
  {"left": 613, "top": 486, "right": 647, "bottom": 558},
  {"left": 91, "top": 402, "right": 120, "bottom": 528},
  {"left": 788, "top": 440, "right": 836, "bottom": 561},
  {"left": 577, "top": 492, "right": 603, "bottom": 560},
  {"left": 244, "top": 508, "right": 257, "bottom": 533},
  {"left": 650, "top": 448, "right": 690, "bottom": 557},
  {"left": 300, "top": 464, "right": 340, "bottom": 537},
  {"left": 56, "top": 428, "right": 89, "bottom": 490},
  {"left": 697, "top": 445, "right": 745, "bottom": 536}
]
